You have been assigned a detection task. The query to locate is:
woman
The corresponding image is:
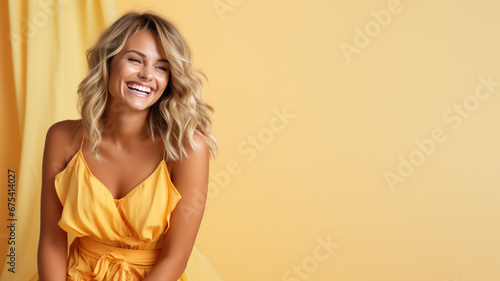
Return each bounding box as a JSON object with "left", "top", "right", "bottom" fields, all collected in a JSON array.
[{"left": 38, "top": 12, "right": 218, "bottom": 281}]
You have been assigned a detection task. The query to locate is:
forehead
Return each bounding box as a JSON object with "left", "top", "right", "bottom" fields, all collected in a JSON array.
[{"left": 122, "top": 29, "right": 167, "bottom": 58}]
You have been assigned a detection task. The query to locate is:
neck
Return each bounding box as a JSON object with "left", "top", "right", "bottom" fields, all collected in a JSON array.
[{"left": 102, "top": 104, "right": 151, "bottom": 148}]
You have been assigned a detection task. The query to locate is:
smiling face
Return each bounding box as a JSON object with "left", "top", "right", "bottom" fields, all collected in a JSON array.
[{"left": 107, "top": 29, "right": 170, "bottom": 113}]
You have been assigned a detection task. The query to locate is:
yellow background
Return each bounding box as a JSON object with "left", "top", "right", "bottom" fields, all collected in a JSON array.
[{"left": 2, "top": 0, "right": 500, "bottom": 280}]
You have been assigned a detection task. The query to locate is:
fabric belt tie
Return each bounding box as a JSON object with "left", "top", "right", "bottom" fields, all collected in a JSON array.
[
  {"left": 75, "top": 236, "right": 162, "bottom": 281},
  {"left": 93, "top": 252, "right": 133, "bottom": 281}
]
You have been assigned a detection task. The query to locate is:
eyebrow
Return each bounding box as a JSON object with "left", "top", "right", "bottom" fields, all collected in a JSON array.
[{"left": 124, "top": 50, "right": 169, "bottom": 63}]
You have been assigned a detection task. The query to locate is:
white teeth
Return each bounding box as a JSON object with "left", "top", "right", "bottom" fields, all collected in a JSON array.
[{"left": 127, "top": 83, "right": 152, "bottom": 93}]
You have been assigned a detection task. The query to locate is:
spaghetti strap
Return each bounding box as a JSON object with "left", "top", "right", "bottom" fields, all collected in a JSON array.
[
  {"left": 80, "top": 131, "right": 85, "bottom": 150},
  {"left": 162, "top": 146, "right": 166, "bottom": 161}
]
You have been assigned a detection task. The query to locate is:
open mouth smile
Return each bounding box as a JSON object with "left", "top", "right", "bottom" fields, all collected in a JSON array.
[{"left": 126, "top": 82, "right": 154, "bottom": 97}]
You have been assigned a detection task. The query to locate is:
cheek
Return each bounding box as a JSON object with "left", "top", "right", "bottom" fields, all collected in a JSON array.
[
  {"left": 109, "top": 63, "right": 135, "bottom": 90},
  {"left": 111, "top": 61, "right": 136, "bottom": 78},
  {"left": 117, "top": 65, "right": 135, "bottom": 78},
  {"left": 156, "top": 73, "right": 170, "bottom": 89},
  {"left": 108, "top": 72, "right": 121, "bottom": 94}
]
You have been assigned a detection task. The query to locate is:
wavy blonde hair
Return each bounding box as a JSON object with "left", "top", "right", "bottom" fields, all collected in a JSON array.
[{"left": 77, "top": 12, "right": 218, "bottom": 162}]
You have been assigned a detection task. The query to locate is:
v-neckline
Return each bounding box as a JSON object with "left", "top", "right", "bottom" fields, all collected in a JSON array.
[{"left": 77, "top": 149, "right": 166, "bottom": 201}]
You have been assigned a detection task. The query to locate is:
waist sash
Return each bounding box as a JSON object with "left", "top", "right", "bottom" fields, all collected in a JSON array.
[{"left": 75, "top": 236, "right": 162, "bottom": 281}]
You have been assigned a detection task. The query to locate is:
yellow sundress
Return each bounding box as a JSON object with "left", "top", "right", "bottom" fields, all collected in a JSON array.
[{"left": 50, "top": 132, "right": 222, "bottom": 281}]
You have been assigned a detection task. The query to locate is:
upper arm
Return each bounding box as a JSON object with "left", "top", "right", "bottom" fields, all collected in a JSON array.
[
  {"left": 39, "top": 121, "right": 77, "bottom": 243},
  {"left": 160, "top": 132, "right": 210, "bottom": 266}
]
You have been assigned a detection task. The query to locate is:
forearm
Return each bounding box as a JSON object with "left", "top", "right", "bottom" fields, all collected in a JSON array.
[
  {"left": 37, "top": 239, "right": 68, "bottom": 281},
  {"left": 143, "top": 257, "right": 187, "bottom": 281}
]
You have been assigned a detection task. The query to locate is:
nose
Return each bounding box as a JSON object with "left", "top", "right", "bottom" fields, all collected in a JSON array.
[{"left": 138, "top": 65, "right": 153, "bottom": 81}]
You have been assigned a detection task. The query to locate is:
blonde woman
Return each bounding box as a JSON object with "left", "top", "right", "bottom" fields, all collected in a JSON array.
[{"left": 38, "top": 12, "right": 218, "bottom": 281}]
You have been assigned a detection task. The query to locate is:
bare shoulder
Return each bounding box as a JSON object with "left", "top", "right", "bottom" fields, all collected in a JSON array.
[
  {"left": 44, "top": 119, "right": 84, "bottom": 169},
  {"left": 169, "top": 130, "right": 209, "bottom": 171},
  {"left": 46, "top": 119, "right": 83, "bottom": 148},
  {"left": 193, "top": 130, "right": 209, "bottom": 153},
  {"left": 47, "top": 119, "right": 82, "bottom": 134},
  {"left": 185, "top": 131, "right": 209, "bottom": 162},
  {"left": 168, "top": 131, "right": 210, "bottom": 197}
]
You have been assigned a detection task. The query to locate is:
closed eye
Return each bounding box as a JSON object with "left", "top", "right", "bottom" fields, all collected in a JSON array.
[{"left": 128, "top": 58, "right": 141, "bottom": 63}]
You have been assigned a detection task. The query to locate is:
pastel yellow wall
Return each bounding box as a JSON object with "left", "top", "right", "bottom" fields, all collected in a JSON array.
[{"left": 114, "top": 1, "right": 500, "bottom": 280}]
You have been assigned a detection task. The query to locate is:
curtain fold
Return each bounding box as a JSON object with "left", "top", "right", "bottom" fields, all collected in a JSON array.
[{"left": 2, "top": 1, "right": 118, "bottom": 280}]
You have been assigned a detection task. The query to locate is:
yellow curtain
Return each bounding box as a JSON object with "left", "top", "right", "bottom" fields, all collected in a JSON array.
[
  {"left": 2, "top": 1, "right": 118, "bottom": 280},
  {"left": 1, "top": 1, "right": 224, "bottom": 280}
]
